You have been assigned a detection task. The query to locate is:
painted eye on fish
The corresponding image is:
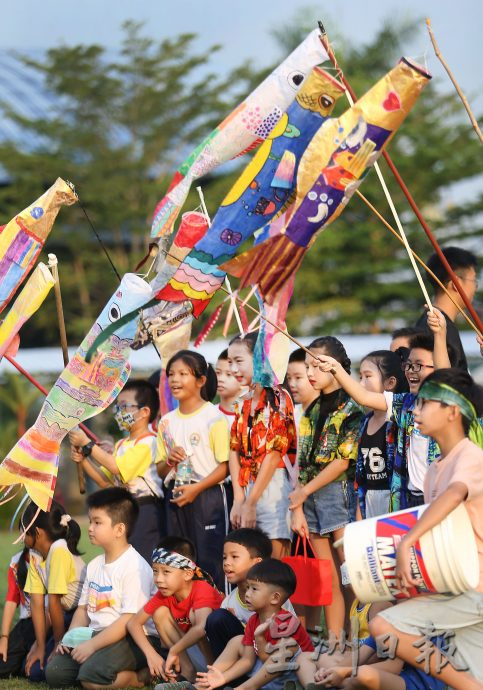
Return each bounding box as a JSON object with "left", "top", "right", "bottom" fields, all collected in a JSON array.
[
  {"left": 108, "top": 304, "right": 121, "bottom": 322},
  {"left": 320, "top": 94, "right": 334, "bottom": 109},
  {"left": 287, "top": 71, "right": 305, "bottom": 89}
]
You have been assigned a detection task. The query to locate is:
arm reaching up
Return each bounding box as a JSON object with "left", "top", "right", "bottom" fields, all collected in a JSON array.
[
  {"left": 426, "top": 306, "right": 451, "bottom": 369},
  {"left": 316, "top": 355, "right": 388, "bottom": 412}
]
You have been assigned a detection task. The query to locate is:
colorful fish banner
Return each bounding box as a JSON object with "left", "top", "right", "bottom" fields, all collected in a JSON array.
[
  {"left": 0, "top": 273, "right": 153, "bottom": 511},
  {"left": 154, "top": 68, "right": 344, "bottom": 314},
  {"left": 0, "top": 179, "right": 77, "bottom": 314},
  {"left": 150, "top": 28, "right": 329, "bottom": 242},
  {"left": 0, "top": 263, "right": 55, "bottom": 360},
  {"left": 223, "top": 57, "right": 432, "bottom": 304}
]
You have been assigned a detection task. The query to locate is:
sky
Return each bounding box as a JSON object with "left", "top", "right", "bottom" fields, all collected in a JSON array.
[{"left": 1, "top": 0, "right": 481, "bottom": 113}]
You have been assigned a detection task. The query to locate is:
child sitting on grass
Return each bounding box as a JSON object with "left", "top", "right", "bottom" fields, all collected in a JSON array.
[
  {"left": 371, "top": 367, "right": 483, "bottom": 690},
  {"left": 127, "top": 536, "right": 223, "bottom": 685},
  {"left": 196, "top": 559, "right": 313, "bottom": 690}
]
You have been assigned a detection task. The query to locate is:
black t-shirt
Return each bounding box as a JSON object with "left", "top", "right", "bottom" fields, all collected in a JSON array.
[
  {"left": 359, "top": 422, "right": 389, "bottom": 490},
  {"left": 414, "top": 309, "right": 467, "bottom": 371}
]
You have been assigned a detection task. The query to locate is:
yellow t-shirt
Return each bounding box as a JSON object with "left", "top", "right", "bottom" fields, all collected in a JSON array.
[
  {"left": 24, "top": 539, "right": 86, "bottom": 611},
  {"left": 349, "top": 598, "right": 372, "bottom": 644},
  {"left": 114, "top": 432, "right": 162, "bottom": 498}
]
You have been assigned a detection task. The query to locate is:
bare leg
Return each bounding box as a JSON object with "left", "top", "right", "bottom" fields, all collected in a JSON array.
[
  {"left": 343, "top": 664, "right": 407, "bottom": 690},
  {"left": 296, "top": 651, "right": 318, "bottom": 686},
  {"left": 82, "top": 669, "right": 147, "bottom": 689},
  {"left": 370, "top": 616, "right": 483, "bottom": 690},
  {"left": 310, "top": 534, "right": 345, "bottom": 636},
  {"left": 153, "top": 606, "right": 196, "bottom": 682},
  {"left": 212, "top": 635, "right": 244, "bottom": 669},
  {"left": 271, "top": 539, "right": 290, "bottom": 560}
]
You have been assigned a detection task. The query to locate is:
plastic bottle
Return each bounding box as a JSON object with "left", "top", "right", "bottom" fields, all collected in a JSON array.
[{"left": 174, "top": 454, "right": 193, "bottom": 488}]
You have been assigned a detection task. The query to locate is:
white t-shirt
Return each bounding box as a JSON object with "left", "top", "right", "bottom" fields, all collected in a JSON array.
[
  {"left": 79, "top": 545, "right": 155, "bottom": 632},
  {"left": 157, "top": 402, "right": 229, "bottom": 481},
  {"left": 384, "top": 391, "right": 430, "bottom": 493},
  {"left": 221, "top": 586, "right": 296, "bottom": 627}
]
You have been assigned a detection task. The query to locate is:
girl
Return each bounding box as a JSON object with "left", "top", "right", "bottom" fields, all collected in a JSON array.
[
  {"left": 23, "top": 501, "right": 86, "bottom": 682},
  {"left": 0, "top": 543, "right": 42, "bottom": 678},
  {"left": 357, "top": 350, "right": 407, "bottom": 519},
  {"left": 156, "top": 350, "right": 231, "bottom": 591},
  {"left": 289, "top": 336, "right": 363, "bottom": 637},
  {"left": 228, "top": 331, "right": 297, "bottom": 560}
]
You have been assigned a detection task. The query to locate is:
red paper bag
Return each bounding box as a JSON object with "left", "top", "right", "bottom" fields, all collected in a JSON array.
[{"left": 282, "top": 537, "right": 332, "bottom": 606}]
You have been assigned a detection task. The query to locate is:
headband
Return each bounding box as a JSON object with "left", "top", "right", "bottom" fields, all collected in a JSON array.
[
  {"left": 151, "top": 547, "right": 197, "bottom": 570},
  {"left": 418, "top": 381, "right": 476, "bottom": 422}
]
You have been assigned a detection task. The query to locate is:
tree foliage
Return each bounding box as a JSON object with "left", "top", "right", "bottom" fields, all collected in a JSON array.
[{"left": 0, "top": 18, "right": 481, "bottom": 348}]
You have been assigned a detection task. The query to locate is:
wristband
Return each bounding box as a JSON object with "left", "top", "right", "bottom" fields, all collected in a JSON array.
[
  {"left": 81, "top": 440, "right": 96, "bottom": 457},
  {"left": 0, "top": 634, "right": 8, "bottom": 638}
]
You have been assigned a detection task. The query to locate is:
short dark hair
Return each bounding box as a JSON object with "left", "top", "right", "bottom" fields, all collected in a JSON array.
[
  {"left": 121, "top": 379, "right": 159, "bottom": 423},
  {"left": 391, "top": 326, "right": 424, "bottom": 341},
  {"left": 246, "top": 558, "right": 297, "bottom": 599},
  {"left": 410, "top": 333, "right": 457, "bottom": 367},
  {"left": 425, "top": 247, "right": 477, "bottom": 292},
  {"left": 288, "top": 348, "right": 306, "bottom": 364},
  {"left": 156, "top": 535, "right": 196, "bottom": 561},
  {"left": 217, "top": 349, "right": 229, "bottom": 362},
  {"left": 87, "top": 487, "right": 139, "bottom": 537},
  {"left": 421, "top": 368, "right": 483, "bottom": 435},
  {"left": 224, "top": 528, "right": 272, "bottom": 559}
]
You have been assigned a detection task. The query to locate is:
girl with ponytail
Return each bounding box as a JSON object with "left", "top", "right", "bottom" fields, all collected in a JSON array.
[
  {"left": 23, "top": 500, "right": 85, "bottom": 681},
  {"left": 288, "top": 336, "right": 363, "bottom": 637},
  {"left": 156, "top": 350, "right": 231, "bottom": 591}
]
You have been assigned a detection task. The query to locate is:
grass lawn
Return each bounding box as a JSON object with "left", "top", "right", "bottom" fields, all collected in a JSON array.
[{"left": 0, "top": 519, "right": 105, "bottom": 690}]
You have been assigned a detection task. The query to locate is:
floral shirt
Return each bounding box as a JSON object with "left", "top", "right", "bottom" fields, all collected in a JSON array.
[
  {"left": 230, "top": 387, "right": 296, "bottom": 487},
  {"left": 298, "top": 393, "right": 363, "bottom": 485},
  {"left": 388, "top": 392, "right": 440, "bottom": 511}
]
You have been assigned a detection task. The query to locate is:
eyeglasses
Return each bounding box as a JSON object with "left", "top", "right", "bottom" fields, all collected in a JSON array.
[
  {"left": 456, "top": 274, "right": 479, "bottom": 288},
  {"left": 113, "top": 403, "right": 141, "bottom": 413},
  {"left": 403, "top": 362, "right": 435, "bottom": 373}
]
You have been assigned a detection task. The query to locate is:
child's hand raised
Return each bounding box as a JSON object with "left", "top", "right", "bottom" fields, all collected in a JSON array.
[
  {"left": 69, "top": 429, "right": 90, "bottom": 447},
  {"left": 254, "top": 614, "right": 274, "bottom": 637},
  {"left": 426, "top": 306, "right": 446, "bottom": 335},
  {"left": 315, "top": 354, "right": 339, "bottom": 374},
  {"left": 196, "top": 665, "right": 226, "bottom": 690}
]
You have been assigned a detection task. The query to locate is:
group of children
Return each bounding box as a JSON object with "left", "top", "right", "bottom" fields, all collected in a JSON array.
[{"left": 1, "top": 260, "right": 482, "bottom": 688}]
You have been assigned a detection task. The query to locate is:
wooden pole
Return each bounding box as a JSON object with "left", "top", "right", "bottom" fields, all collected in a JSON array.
[{"left": 48, "top": 254, "right": 86, "bottom": 494}]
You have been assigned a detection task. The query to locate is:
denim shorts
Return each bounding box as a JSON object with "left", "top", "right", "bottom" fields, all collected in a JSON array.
[
  {"left": 303, "top": 480, "right": 356, "bottom": 536},
  {"left": 246, "top": 467, "right": 291, "bottom": 540}
]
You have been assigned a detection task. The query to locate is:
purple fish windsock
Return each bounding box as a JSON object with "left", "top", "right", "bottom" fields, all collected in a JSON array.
[
  {"left": 150, "top": 28, "right": 329, "bottom": 241},
  {"left": 0, "top": 274, "right": 153, "bottom": 511},
  {"left": 222, "top": 57, "right": 431, "bottom": 304},
  {"left": 0, "top": 179, "right": 77, "bottom": 314}
]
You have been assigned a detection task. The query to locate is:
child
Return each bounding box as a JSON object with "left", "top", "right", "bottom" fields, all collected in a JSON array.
[
  {"left": 156, "top": 350, "right": 230, "bottom": 591},
  {"left": 229, "top": 332, "right": 297, "bottom": 559},
  {"left": 356, "top": 350, "right": 407, "bottom": 519},
  {"left": 127, "top": 536, "right": 224, "bottom": 684},
  {"left": 215, "top": 348, "right": 243, "bottom": 425},
  {"left": 317, "top": 311, "right": 453, "bottom": 511},
  {"left": 45, "top": 487, "right": 158, "bottom": 689},
  {"left": 205, "top": 528, "right": 274, "bottom": 657},
  {"left": 23, "top": 501, "right": 85, "bottom": 682},
  {"left": 371, "top": 367, "right": 483, "bottom": 690},
  {"left": 196, "top": 559, "right": 313, "bottom": 690},
  {"left": 288, "top": 336, "right": 363, "bottom": 638},
  {"left": 69, "top": 379, "right": 162, "bottom": 562},
  {"left": 0, "top": 545, "right": 41, "bottom": 678},
  {"left": 286, "top": 348, "right": 319, "bottom": 430}
]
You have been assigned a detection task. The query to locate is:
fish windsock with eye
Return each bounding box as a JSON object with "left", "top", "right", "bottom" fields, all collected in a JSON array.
[{"left": 0, "top": 273, "right": 153, "bottom": 511}]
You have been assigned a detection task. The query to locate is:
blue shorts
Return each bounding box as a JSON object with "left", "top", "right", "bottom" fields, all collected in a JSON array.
[
  {"left": 400, "top": 665, "right": 446, "bottom": 690},
  {"left": 303, "top": 480, "right": 356, "bottom": 536}
]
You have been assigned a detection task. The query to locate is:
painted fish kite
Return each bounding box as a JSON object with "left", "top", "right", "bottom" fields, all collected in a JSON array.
[
  {"left": 0, "top": 178, "right": 77, "bottom": 314},
  {"left": 150, "top": 28, "right": 329, "bottom": 242},
  {"left": 0, "top": 273, "right": 153, "bottom": 510}
]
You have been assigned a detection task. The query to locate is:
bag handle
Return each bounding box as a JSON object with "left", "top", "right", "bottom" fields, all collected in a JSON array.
[{"left": 295, "top": 535, "right": 317, "bottom": 561}]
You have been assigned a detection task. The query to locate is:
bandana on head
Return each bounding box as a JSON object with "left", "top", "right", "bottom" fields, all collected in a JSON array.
[
  {"left": 151, "top": 547, "right": 196, "bottom": 570},
  {"left": 418, "top": 381, "right": 477, "bottom": 422}
]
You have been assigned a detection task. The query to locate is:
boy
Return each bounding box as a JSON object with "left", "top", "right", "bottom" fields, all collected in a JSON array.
[
  {"left": 205, "top": 528, "right": 274, "bottom": 657},
  {"left": 414, "top": 246, "right": 478, "bottom": 371},
  {"left": 215, "top": 349, "right": 243, "bottom": 424},
  {"left": 286, "top": 348, "right": 318, "bottom": 429},
  {"left": 318, "top": 311, "right": 454, "bottom": 510},
  {"left": 371, "top": 367, "right": 483, "bottom": 689},
  {"left": 127, "top": 536, "right": 223, "bottom": 684},
  {"left": 196, "top": 559, "right": 313, "bottom": 690},
  {"left": 70, "top": 379, "right": 162, "bottom": 562},
  {"left": 45, "top": 487, "right": 157, "bottom": 689}
]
